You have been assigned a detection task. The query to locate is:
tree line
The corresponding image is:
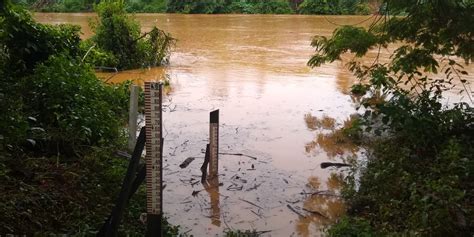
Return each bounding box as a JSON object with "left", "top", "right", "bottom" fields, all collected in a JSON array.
[{"left": 14, "top": 0, "right": 376, "bottom": 15}]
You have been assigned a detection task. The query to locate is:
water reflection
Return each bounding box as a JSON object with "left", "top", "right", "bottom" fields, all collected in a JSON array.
[
  {"left": 335, "top": 62, "right": 355, "bottom": 95},
  {"left": 202, "top": 177, "right": 221, "bottom": 227},
  {"left": 304, "top": 114, "right": 359, "bottom": 158},
  {"left": 304, "top": 114, "right": 336, "bottom": 131},
  {"left": 296, "top": 174, "right": 345, "bottom": 237}
]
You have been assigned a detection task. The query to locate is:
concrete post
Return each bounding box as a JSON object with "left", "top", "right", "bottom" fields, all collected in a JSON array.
[{"left": 128, "top": 85, "right": 139, "bottom": 152}]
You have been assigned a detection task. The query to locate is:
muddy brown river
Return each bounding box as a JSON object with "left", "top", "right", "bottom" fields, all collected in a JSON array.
[{"left": 35, "top": 13, "right": 473, "bottom": 236}]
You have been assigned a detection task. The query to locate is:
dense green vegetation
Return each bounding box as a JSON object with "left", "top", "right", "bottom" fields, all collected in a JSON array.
[
  {"left": 87, "top": 0, "right": 174, "bottom": 69},
  {"left": 15, "top": 0, "right": 375, "bottom": 14},
  {"left": 0, "top": 1, "right": 178, "bottom": 235},
  {"left": 165, "top": 0, "right": 294, "bottom": 14},
  {"left": 308, "top": 0, "right": 474, "bottom": 235}
]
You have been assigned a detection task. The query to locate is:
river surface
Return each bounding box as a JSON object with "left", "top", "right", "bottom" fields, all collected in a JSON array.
[{"left": 35, "top": 13, "right": 473, "bottom": 236}]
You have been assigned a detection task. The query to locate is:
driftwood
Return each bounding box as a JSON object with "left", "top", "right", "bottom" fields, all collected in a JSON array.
[
  {"left": 302, "top": 208, "right": 328, "bottom": 219},
  {"left": 246, "top": 182, "right": 264, "bottom": 191},
  {"left": 320, "top": 162, "right": 350, "bottom": 169},
  {"left": 179, "top": 157, "right": 195, "bottom": 169},
  {"left": 95, "top": 66, "right": 118, "bottom": 72},
  {"left": 300, "top": 190, "right": 340, "bottom": 197},
  {"left": 239, "top": 198, "right": 263, "bottom": 209},
  {"left": 251, "top": 210, "right": 262, "bottom": 218},
  {"left": 220, "top": 152, "right": 258, "bottom": 160},
  {"left": 227, "top": 183, "right": 243, "bottom": 191},
  {"left": 201, "top": 151, "right": 258, "bottom": 160},
  {"left": 115, "top": 150, "right": 131, "bottom": 159},
  {"left": 192, "top": 190, "right": 203, "bottom": 197},
  {"left": 286, "top": 204, "right": 304, "bottom": 218}
]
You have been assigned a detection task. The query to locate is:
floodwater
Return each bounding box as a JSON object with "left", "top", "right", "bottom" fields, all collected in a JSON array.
[{"left": 35, "top": 13, "right": 473, "bottom": 236}]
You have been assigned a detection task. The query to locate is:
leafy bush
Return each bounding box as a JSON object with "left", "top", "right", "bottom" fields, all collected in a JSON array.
[
  {"left": 0, "top": 1, "right": 135, "bottom": 156},
  {"left": 80, "top": 39, "right": 119, "bottom": 67},
  {"left": 299, "top": 0, "right": 371, "bottom": 14},
  {"left": 299, "top": 0, "right": 335, "bottom": 14},
  {"left": 228, "top": 1, "right": 256, "bottom": 13},
  {"left": 339, "top": 98, "right": 474, "bottom": 235},
  {"left": 61, "top": 0, "right": 87, "bottom": 12},
  {"left": 252, "top": 1, "right": 293, "bottom": 14},
  {"left": 24, "top": 55, "right": 131, "bottom": 155},
  {"left": 327, "top": 217, "right": 377, "bottom": 237},
  {"left": 92, "top": 0, "right": 174, "bottom": 69},
  {"left": 166, "top": 0, "right": 228, "bottom": 14},
  {"left": 1, "top": 5, "right": 81, "bottom": 76},
  {"left": 0, "top": 3, "right": 185, "bottom": 235},
  {"left": 308, "top": 0, "right": 474, "bottom": 235},
  {"left": 126, "top": 0, "right": 167, "bottom": 13},
  {"left": 1, "top": 3, "right": 82, "bottom": 154}
]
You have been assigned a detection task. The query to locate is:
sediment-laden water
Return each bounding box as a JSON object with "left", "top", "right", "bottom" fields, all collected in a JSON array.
[{"left": 35, "top": 13, "right": 473, "bottom": 236}]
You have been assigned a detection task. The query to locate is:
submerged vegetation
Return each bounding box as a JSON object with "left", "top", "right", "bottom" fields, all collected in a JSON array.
[
  {"left": 87, "top": 0, "right": 174, "bottom": 69},
  {"left": 15, "top": 0, "right": 375, "bottom": 15},
  {"left": 0, "top": 0, "right": 176, "bottom": 234},
  {"left": 308, "top": 0, "right": 474, "bottom": 235}
]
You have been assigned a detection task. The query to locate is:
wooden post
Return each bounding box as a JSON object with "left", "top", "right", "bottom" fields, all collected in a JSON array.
[
  {"left": 144, "top": 82, "right": 163, "bottom": 236},
  {"left": 209, "top": 110, "right": 219, "bottom": 179},
  {"left": 98, "top": 128, "right": 146, "bottom": 237},
  {"left": 128, "top": 85, "right": 139, "bottom": 152}
]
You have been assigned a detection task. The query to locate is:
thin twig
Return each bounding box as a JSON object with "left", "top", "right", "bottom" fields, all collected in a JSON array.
[
  {"left": 287, "top": 204, "right": 304, "bottom": 218},
  {"left": 324, "top": 14, "right": 377, "bottom": 27},
  {"left": 239, "top": 198, "right": 263, "bottom": 209},
  {"left": 302, "top": 208, "right": 328, "bottom": 219},
  {"left": 220, "top": 152, "right": 258, "bottom": 160}
]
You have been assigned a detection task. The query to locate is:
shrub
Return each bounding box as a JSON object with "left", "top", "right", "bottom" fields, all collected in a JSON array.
[
  {"left": 23, "top": 55, "right": 131, "bottom": 156},
  {"left": 80, "top": 39, "right": 119, "bottom": 67},
  {"left": 1, "top": 5, "right": 81, "bottom": 76},
  {"left": 228, "top": 1, "right": 256, "bottom": 13},
  {"left": 126, "top": 0, "right": 167, "bottom": 13},
  {"left": 309, "top": 1, "right": 474, "bottom": 235},
  {"left": 253, "top": 1, "right": 293, "bottom": 14},
  {"left": 327, "top": 217, "right": 377, "bottom": 237},
  {"left": 0, "top": 3, "right": 182, "bottom": 235},
  {"left": 92, "top": 0, "right": 174, "bottom": 69},
  {"left": 299, "top": 0, "right": 339, "bottom": 14},
  {"left": 299, "top": 0, "right": 370, "bottom": 14}
]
